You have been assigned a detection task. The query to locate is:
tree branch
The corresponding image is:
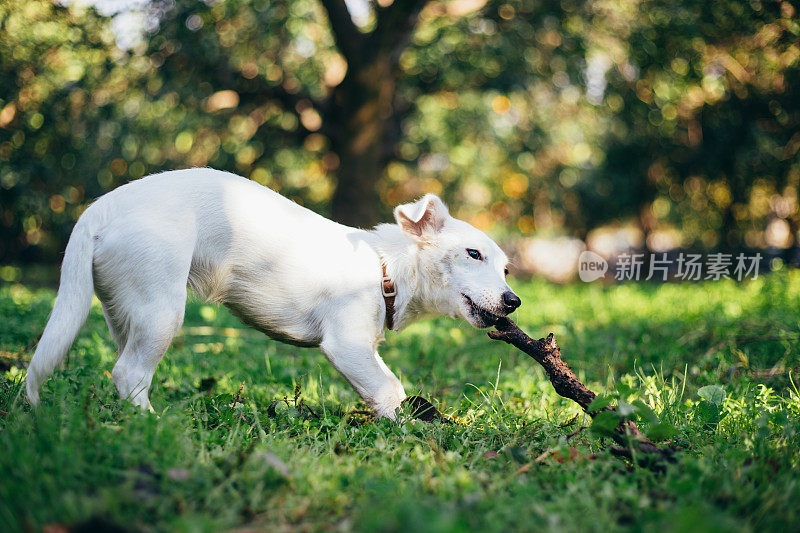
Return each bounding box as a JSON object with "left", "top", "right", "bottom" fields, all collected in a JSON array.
[
  {"left": 319, "top": 0, "right": 365, "bottom": 63},
  {"left": 488, "top": 318, "right": 675, "bottom": 467}
]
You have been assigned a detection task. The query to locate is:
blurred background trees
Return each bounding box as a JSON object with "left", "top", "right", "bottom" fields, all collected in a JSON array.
[{"left": 1, "top": 0, "right": 799, "bottom": 265}]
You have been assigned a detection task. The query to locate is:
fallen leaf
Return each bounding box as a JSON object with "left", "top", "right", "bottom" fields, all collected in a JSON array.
[
  {"left": 538, "top": 447, "right": 598, "bottom": 464},
  {"left": 551, "top": 447, "right": 580, "bottom": 463},
  {"left": 42, "top": 525, "right": 69, "bottom": 533}
]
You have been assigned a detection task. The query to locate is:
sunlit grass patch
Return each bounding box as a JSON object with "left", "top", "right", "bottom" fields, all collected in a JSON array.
[{"left": 1, "top": 273, "right": 799, "bottom": 531}]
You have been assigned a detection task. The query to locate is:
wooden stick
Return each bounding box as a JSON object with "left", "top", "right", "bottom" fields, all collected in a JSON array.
[{"left": 488, "top": 317, "right": 674, "bottom": 466}]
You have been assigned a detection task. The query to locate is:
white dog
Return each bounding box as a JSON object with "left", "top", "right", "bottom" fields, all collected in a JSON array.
[{"left": 25, "top": 168, "right": 521, "bottom": 418}]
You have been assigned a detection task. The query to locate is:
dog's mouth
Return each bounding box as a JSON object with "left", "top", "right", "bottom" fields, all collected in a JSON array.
[{"left": 461, "top": 294, "right": 503, "bottom": 327}]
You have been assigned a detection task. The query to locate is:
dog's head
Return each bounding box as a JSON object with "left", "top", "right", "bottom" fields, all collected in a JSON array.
[{"left": 395, "top": 194, "right": 521, "bottom": 328}]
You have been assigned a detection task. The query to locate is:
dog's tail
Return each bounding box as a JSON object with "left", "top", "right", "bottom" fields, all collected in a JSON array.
[{"left": 26, "top": 214, "right": 95, "bottom": 405}]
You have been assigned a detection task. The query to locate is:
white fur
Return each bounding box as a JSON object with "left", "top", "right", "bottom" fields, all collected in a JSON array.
[{"left": 25, "top": 168, "right": 519, "bottom": 418}]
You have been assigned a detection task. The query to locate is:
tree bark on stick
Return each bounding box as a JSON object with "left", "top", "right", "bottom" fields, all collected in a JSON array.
[{"left": 488, "top": 317, "right": 674, "bottom": 466}]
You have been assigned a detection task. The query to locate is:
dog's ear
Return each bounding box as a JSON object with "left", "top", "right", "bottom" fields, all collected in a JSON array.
[{"left": 394, "top": 194, "right": 449, "bottom": 240}]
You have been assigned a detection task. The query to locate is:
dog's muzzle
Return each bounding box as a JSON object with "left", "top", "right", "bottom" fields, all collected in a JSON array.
[{"left": 502, "top": 291, "right": 521, "bottom": 313}]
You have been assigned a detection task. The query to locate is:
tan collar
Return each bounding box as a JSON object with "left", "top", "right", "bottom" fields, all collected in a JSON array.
[{"left": 381, "top": 261, "right": 397, "bottom": 330}]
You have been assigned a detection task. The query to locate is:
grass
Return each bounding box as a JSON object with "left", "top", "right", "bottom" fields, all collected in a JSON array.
[{"left": 1, "top": 269, "right": 799, "bottom": 532}]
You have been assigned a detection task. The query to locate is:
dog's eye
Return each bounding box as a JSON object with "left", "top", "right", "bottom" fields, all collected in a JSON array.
[
  {"left": 504, "top": 267, "right": 509, "bottom": 276},
  {"left": 466, "top": 249, "right": 482, "bottom": 261}
]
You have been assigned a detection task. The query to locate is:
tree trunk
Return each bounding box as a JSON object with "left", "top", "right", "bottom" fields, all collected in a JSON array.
[
  {"left": 328, "top": 56, "right": 397, "bottom": 227},
  {"left": 318, "top": 0, "right": 425, "bottom": 228}
]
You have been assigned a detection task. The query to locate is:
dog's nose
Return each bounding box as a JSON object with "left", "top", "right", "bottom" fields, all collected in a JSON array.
[{"left": 502, "top": 291, "right": 521, "bottom": 313}]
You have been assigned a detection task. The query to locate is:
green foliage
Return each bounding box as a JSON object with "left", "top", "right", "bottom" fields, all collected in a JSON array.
[
  {"left": 698, "top": 384, "right": 726, "bottom": 406},
  {"left": 2, "top": 272, "right": 800, "bottom": 531},
  {"left": 587, "top": 384, "right": 678, "bottom": 439},
  {"left": 589, "top": 409, "right": 619, "bottom": 436},
  {"left": 0, "top": 0, "right": 125, "bottom": 261},
  {"left": 695, "top": 384, "right": 727, "bottom": 428},
  {"left": 3, "top": 0, "right": 800, "bottom": 261}
]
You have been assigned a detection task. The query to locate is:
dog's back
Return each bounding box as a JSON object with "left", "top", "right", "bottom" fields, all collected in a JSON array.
[{"left": 26, "top": 168, "right": 383, "bottom": 407}]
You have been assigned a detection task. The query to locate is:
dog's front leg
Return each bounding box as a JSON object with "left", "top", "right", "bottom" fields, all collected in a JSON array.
[{"left": 320, "top": 333, "right": 406, "bottom": 419}]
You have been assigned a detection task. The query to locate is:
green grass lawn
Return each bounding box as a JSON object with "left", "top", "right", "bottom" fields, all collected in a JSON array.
[{"left": 1, "top": 271, "right": 799, "bottom": 532}]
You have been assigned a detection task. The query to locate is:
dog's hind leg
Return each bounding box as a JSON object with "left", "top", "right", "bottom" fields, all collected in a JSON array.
[
  {"left": 101, "top": 302, "right": 128, "bottom": 354},
  {"left": 92, "top": 214, "right": 196, "bottom": 410},
  {"left": 111, "top": 295, "right": 186, "bottom": 411}
]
